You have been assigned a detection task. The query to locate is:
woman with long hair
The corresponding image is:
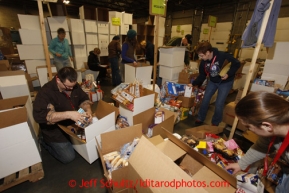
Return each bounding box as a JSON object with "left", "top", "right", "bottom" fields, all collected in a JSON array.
[
  {"left": 120, "top": 29, "right": 138, "bottom": 82},
  {"left": 226, "top": 91, "right": 289, "bottom": 192}
]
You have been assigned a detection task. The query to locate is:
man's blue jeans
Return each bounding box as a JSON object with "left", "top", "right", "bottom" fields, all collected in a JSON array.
[
  {"left": 109, "top": 57, "right": 121, "bottom": 86},
  {"left": 197, "top": 80, "right": 234, "bottom": 125},
  {"left": 53, "top": 57, "right": 71, "bottom": 72},
  {"left": 41, "top": 139, "right": 75, "bottom": 164}
]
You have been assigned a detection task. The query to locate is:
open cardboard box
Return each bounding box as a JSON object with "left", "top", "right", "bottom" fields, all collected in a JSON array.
[
  {"left": 178, "top": 71, "right": 199, "bottom": 84},
  {"left": 117, "top": 87, "right": 155, "bottom": 114},
  {"left": 58, "top": 100, "right": 118, "bottom": 164},
  {"left": 116, "top": 87, "right": 155, "bottom": 114},
  {"left": 178, "top": 95, "right": 195, "bottom": 108},
  {"left": 0, "top": 96, "right": 41, "bottom": 179},
  {"left": 96, "top": 125, "right": 236, "bottom": 193},
  {"left": 125, "top": 63, "right": 153, "bottom": 85},
  {"left": 0, "top": 70, "right": 39, "bottom": 137},
  {"left": 185, "top": 125, "right": 224, "bottom": 139},
  {"left": 120, "top": 106, "right": 175, "bottom": 138},
  {"left": 125, "top": 129, "right": 236, "bottom": 193},
  {"left": 96, "top": 124, "right": 143, "bottom": 193}
]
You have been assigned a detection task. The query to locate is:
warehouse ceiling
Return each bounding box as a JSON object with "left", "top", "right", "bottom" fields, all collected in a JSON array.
[{"left": 0, "top": 0, "right": 240, "bottom": 18}]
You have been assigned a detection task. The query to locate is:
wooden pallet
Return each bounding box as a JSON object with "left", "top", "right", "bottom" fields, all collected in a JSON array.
[{"left": 0, "top": 162, "right": 44, "bottom": 192}]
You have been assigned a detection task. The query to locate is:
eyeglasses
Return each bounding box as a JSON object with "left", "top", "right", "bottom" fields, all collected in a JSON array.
[{"left": 61, "top": 81, "right": 75, "bottom": 91}]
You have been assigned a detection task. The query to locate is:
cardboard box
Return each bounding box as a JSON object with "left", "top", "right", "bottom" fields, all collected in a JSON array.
[
  {"left": 125, "top": 63, "right": 152, "bottom": 85},
  {"left": 97, "top": 125, "right": 236, "bottom": 193},
  {"left": 178, "top": 96, "right": 195, "bottom": 108},
  {"left": 0, "top": 60, "right": 10, "bottom": 71},
  {"left": 0, "top": 71, "right": 39, "bottom": 135},
  {"left": 223, "top": 102, "right": 247, "bottom": 131},
  {"left": 159, "top": 47, "right": 186, "bottom": 67},
  {"left": 185, "top": 125, "right": 224, "bottom": 139},
  {"left": 159, "top": 65, "right": 184, "bottom": 80},
  {"left": 118, "top": 88, "right": 155, "bottom": 115},
  {"left": 0, "top": 71, "right": 32, "bottom": 99},
  {"left": 0, "top": 70, "right": 39, "bottom": 137},
  {"left": 0, "top": 96, "right": 42, "bottom": 179},
  {"left": 96, "top": 124, "right": 143, "bottom": 193},
  {"left": 126, "top": 130, "right": 236, "bottom": 193},
  {"left": 178, "top": 71, "right": 199, "bottom": 84},
  {"left": 58, "top": 100, "right": 118, "bottom": 164},
  {"left": 120, "top": 107, "right": 175, "bottom": 139}
]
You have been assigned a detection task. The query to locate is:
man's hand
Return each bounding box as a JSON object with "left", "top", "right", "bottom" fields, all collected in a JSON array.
[
  {"left": 221, "top": 74, "right": 229, "bottom": 80},
  {"left": 70, "top": 57, "right": 74, "bottom": 61},
  {"left": 83, "top": 112, "right": 93, "bottom": 124},
  {"left": 133, "top": 61, "right": 137, "bottom": 66},
  {"left": 69, "top": 111, "right": 84, "bottom": 123},
  {"left": 56, "top": 53, "right": 62, "bottom": 57}
]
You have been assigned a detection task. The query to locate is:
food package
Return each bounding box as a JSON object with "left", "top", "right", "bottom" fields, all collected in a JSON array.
[
  {"left": 213, "top": 138, "right": 237, "bottom": 159},
  {"left": 116, "top": 115, "right": 130, "bottom": 130},
  {"left": 181, "top": 135, "right": 199, "bottom": 148},
  {"left": 103, "top": 138, "right": 140, "bottom": 179}
]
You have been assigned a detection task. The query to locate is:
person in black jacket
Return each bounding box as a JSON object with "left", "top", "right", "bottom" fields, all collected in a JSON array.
[
  {"left": 33, "top": 67, "right": 92, "bottom": 164},
  {"left": 192, "top": 41, "right": 240, "bottom": 126},
  {"left": 140, "top": 40, "right": 154, "bottom": 65},
  {"left": 87, "top": 48, "right": 107, "bottom": 82}
]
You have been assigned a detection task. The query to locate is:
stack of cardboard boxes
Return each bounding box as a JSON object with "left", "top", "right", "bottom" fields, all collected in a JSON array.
[
  {"left": 0, "top": 96, "right": 42, "bottom": 179},
  {"left": 158, "top": 47, "right": 186, "bottom": 84}
]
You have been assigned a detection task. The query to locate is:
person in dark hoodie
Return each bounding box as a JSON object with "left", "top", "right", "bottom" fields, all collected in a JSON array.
[
  {"left": 87, "top": 48, "right": 107, "bottom": 82},
  {"left": 192, "top": 41, "right": 240, "bottom": 126},
  {"left": 108, "top": 36, "right": 122, "bottom": 86}
]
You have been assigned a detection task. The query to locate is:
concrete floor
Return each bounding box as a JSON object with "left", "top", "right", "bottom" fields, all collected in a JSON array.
[{"left": 2, "top": 78, "right": 253, "bottom": 193}]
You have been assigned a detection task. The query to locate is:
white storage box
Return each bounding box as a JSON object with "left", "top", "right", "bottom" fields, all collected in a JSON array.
[
  {"left": 159, "top": 65, "right": 183, "bottom": 80},
  {"left": 86, "top": 33, "right": 98, "bottom": 44},
  {"left": 84, "top": 20, "right": 98, "bottom": 33},
  {"left": 97, "top": 22, "right": 109, "bottom": 34},
  {"left": 58, "top": 100, "right": 118, "bottom": 164},
  {"left": 0, "top": 71, "right": 31, "bottom": 100},
  {"left": 159, "top": 47, "right": 186, "bottom": 67},
  {"left": 125, "top": 63, "right": 152, "bottom": 85},
  {"left": 0, "top": 96, "right": 42, "bottom": 179},
  {"left": 71, "top": 32, "right": 86, "bottom": 45}
]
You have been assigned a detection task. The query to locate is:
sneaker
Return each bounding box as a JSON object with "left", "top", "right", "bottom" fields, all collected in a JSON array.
[{"left": 195, "top": 120, "right": 204, "bottom": 126}]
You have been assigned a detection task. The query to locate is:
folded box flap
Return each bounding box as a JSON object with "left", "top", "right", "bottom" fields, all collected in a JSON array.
[
  {"left": 0, "top": 96, "right": 28, "bottom": 110},
  {"left": 128, "top": 136, "right": 207, "bottom": 193},
  {"left": 101, "top": 124, "right": 143, "bottom": 155},
  {"left": 95, "top": 100, "right": 119, "bottom": 120},
  {"left": 156, "top": 140, "right": 186, "bottom": 161},
  {"left": 58, "top": 124, "right": 85, "bottom": 144},
  {"left": 0, "top": 107, "right": 27, "bottom": 129}
]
